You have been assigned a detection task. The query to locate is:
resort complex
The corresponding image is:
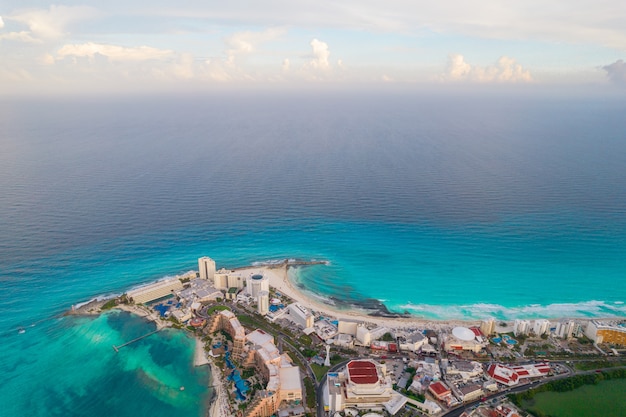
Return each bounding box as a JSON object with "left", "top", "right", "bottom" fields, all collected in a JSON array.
[{"left": 103, "top": 256, "right": 626, "bottom": 417}]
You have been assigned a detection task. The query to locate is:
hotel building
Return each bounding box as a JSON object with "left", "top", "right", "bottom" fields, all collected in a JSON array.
[
  {"left": 585, "top": 320, "right": 626, "bottom": 346},
  {"left": 326, "top": 359, "right": 405, "bottom": 414},
  {"left": 126, "top": 278, "right": 183, "bottom": 304},
  {"left": 198, "top": 256, "right": 216, "bottom": 281}
]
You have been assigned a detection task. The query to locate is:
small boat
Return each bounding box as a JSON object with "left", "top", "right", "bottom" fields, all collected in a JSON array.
[
  {"left": 18, "top": 327, "right": 26, "bottom": 334},
  {"left": 180, "top": 386, "right": 185, "bottom": 391}
]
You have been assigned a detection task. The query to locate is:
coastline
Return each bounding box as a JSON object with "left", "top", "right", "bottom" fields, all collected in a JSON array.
[{"left": 238, "top": 264, "right": 482, "bottom": 330}]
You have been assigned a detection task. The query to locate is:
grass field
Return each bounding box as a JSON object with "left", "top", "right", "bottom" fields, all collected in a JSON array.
[{"left": 523, "top": 379, "right": 626, "bottom": 417}]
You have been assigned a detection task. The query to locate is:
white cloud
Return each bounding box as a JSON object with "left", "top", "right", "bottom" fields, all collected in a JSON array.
[
  {"left": 56, "top": 42, "right": 174, "bottom": 62},
  {"left": 446, "top": 54, "right": 471, "bottom": 79},
  {"left": 146, "top": 1, "right": 626, "bottom": 50},
  {"left": 282, "top": 58, "right": 290, "bottom": 72},
  {"left": 602, "top": 59, "right": 626, "bottom": 85},
  {"left": 443, "top": 54, "right": 532, "bottom": 83},
  {"left": 0, "top": 31, "right": 40, "bottom": 43},
  {"left": 41, "top": 53, "right": 55, "bottom": 65},
  {"left": 172, "top": 53, "right": 195, "bottom": 79},
  {"left": 0, "top": 16, "right": 4, "bottom": 29},
  {"left": 10, "top": 5, "right": 99, "bottom": 40},
  {"left": 224, "top": 27, "right": 285, "bottom": 63},
  {"left": 309, "top": 38, "right": 330, "bottom": 70}
]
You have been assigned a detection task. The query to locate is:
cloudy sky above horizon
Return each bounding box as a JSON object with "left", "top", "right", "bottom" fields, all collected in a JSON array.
[{"left": 1, "top": 1, "right": 626, "bottom": 94}]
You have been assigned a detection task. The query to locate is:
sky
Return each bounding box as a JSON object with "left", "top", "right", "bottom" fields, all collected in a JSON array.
[{"left": 1, "top": 1, "right": 626, "bottom": 94}]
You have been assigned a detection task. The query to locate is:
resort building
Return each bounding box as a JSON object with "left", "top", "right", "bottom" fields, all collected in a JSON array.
[
  {"left": 456, "top": 383, "right": 484, "bottom": 402},
  {"left": 585, "top": 320, "right": 626, "bottom": 346},
  {"left": 444, "top": 327, "right": 485, "bottom": 353},
  {"left": 213, "top": 268, "right": 245, "bottom": 291},
  {"left": 258, "top": 290, "right": 270, "bottom": 315},
  {"left": 532, "top": 319, "right": 550, "bottom": 336},
  {"left": 514, "top": 320, "right": 531, "bottom": 337},
  {"left": 556, "top": 320, "right": 577, "bottom": 339},
  {"left": 126, "top": 277, "right": 183, "bottom": 304},
  {"left": 487, "top": 363, "right": 550, "bottom": 386},
  {"left": 243, "top": 329, "right": 303, "bottom": 417},
  {"left": 487, "top": 364, "right": 519, "bottom": 386},
  {"left": 480, "top": 318, "right": 496, "bottom": 336},
  {"left": 445, "top": 360, "right": 483, "bottom": 381},
  {"left": 177, "top": 278, "right": 223, "bottom": 302},
  {"left": 356, "top": 325, "right": 372, "bottom": 345},
  {"left": 247, "top": 273, "right": 270, "bottom": 298},
  {"left": 398, "top": 332, "right": 427, "bottom": 352},
  {"left": 326, "top": 359, "right": 401, "bottom": 414},
  {"left": 428, "top": 381, "right": 452, "bottom": 403},
  {"left": 198, "top": 256, "right": 216, "bottom": 281},
  {"left": 337, "top": 320, "right": 359, "bottom": 336},
  {"left": 287, "top": 303, "right": 314, "bottom": 329},
  {"left": 209, "top": 310, "right": 246, "bottom": 358}
]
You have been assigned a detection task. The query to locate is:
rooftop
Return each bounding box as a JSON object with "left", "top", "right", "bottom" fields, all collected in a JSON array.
[{"left": 347, "top": 360, "right": 379, "bottom": 385}]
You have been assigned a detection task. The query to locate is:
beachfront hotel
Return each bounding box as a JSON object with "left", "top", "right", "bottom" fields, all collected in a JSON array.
[
  {"left": 126, "top": 277, "right": 183, "bottom": 304},
  {"left": 585, "top": 320, "right": 626, "bottom": 346},
  {"left": 209, "top": 310, "right": 303, "bottom": 417},
  {"left": 198, "top": 256, "right": 216, "bottom": 281}
]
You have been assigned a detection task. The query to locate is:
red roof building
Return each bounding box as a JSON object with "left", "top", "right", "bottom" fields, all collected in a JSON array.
[
  {"left": 428, "top": 381, "right": 451, "bottom": 400},
  {"left": 347, "top": 360, "right": 379, "bottom": 384}
]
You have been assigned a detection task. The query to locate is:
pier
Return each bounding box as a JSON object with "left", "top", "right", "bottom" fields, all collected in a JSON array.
[{"left": 113, "top": 329, "right": 160, "bottom": 352}]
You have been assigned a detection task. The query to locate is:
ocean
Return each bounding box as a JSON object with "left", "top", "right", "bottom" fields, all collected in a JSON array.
[{"left": 1, "top": 89, "right": 625, "bottom": 415}]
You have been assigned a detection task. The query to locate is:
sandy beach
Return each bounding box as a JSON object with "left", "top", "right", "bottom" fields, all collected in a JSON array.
[
  {"left": 207, "top": 358, "right": 230, "bottom": 417},
  {"left": 236, "top": 265, "right": 479, "bottom": 331}
]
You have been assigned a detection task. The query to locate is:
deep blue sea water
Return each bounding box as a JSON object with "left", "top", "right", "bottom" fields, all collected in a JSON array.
[{"left": 1, "top": 90, "right": 626, "bottom": 415}]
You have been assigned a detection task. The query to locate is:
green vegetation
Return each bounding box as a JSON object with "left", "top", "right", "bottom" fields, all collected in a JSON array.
[
  {"left": 404, "top": 391, "right": 425, "bottom": 403},
  {"left": 330, "top": 354, "right": 344, "bottom": 365},
  {"left": 574, "top": 359, "right": 626, "bottom": 371},
  {"left": 207, "top": 305, "right": 230, "bottom": 315},
  {"left": 301, "top": 348, "right": 318, "bottom": 358},
  {"left": 220, "top": 329, "right": 233, "bottom": 342},
  {"left": 381, "top": 332, "right": 395, "bottom": 342},
  {"left": 241, "top": 367, "right": 256, "bottom": 379},
  {"left": 284, "top": 349, "right": 305, "bottom": 369},
  {"left": 303, "top": 377, "right": 316, "bottom": 409},
  {"left": 311, "top": 364, "right": 329, "bottom": 381},
  {"left": 101, "top": 299, "right": 118, "bottom": 310},
  {"left": 521, "top": 379, "right": 626, "bottom": 417},
  {"left": 509, "top": 368, "right": 626, "bottom": 409},
  {"left": 299, "top": 334, "right": 313, "bottom": 346}
]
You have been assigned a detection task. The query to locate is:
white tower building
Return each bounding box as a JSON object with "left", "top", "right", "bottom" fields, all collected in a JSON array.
[
  {"left": 480, "top": 318, "right": 495, "bottom": 336},
  {"left": 248, "top": 273, "right": 270, "bottom": 298},
  {"left": 556, "top": 320, "right": 576, "bottom": 339},
  {"left": 198, "top": 257, "right": 216, "bottom": 281},
  {"left": 533, "top": 319, "right": 550, "bottom": 336},
  {"left": 514, "top": 320, "right": 531, "bottom": 337},
  {"left": 258, "top": 290, "right": 270, "bottom": 315}
]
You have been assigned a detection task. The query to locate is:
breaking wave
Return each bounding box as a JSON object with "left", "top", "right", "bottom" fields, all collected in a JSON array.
[{"left": 394, "top": 300, "right": 626, "bottom": 321}]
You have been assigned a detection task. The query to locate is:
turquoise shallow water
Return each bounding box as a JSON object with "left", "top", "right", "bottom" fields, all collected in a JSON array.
[
  {"left": 1, "top": 91, "right": 625, "bottom": 415},
  {"left": 2, "top": 311, "right": 210, "bottom": 417}
]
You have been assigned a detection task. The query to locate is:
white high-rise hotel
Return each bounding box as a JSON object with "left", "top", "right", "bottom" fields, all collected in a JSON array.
[
  {"left": 248, "top": 273, "right": 270, "bottom": 298},
  {"left": 198, "top": 257, "right": 216, "bottom": 281}
]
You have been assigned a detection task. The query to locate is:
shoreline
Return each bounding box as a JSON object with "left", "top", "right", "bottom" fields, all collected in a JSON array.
[{"left": 237, "top": 264, "right": 482, "bottom": 330}]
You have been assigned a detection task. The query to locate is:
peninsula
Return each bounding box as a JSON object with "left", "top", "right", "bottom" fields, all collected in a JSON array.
[{"left": 74, "top": 256, "right": 626, "bottom": 417}]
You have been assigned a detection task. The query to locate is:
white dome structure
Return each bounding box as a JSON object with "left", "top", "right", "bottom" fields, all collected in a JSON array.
[{"left": 452, "top": 326, "right": 475, "bottom": 341}]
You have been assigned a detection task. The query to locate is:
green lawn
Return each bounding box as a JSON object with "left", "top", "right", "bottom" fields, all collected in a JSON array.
[
  {"left": 206, "top": 305, "right": 230, "bottom": 315},
  {"left": 524, "top": 379, "right": 626, "bottom": 417},
  {"left": 310, "top": 364, "right": 329, "bottom": 381}
]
